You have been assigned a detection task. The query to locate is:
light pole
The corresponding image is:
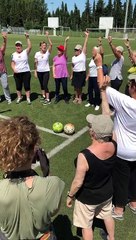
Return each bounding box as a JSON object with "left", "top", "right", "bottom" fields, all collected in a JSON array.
[{"left": 124, "top": 0, "right": 129, "bottom": 36}]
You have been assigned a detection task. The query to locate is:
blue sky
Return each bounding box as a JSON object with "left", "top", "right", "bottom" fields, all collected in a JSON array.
[{"left": 45, "top": 0, "right": 135, "bottom": 13}]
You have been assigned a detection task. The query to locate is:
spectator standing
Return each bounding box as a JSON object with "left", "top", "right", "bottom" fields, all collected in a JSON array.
[
  {"left": 0, "top": 33, "right": 11, "bottom": 104},
  {"left": 11, "top": 33, "right": 32, "bottom": 104},
  {"left": 71, "top": 31, "right": 89, "bottom": 104},
  {"left": 108, "top": 36, "right": 124, "bottom": 91},
  {"left": 52, "top": 36, "right": 69, "bottom": 104},
  {"left": 34, "top": 31, "right": 52, "bottom": 105},
  {"left": 94, "top": 53, "right": 136, "bottom": 220},
  {"left": 67, "top": 114, "right": 116, "bottom": 240},
  {"left": 0, "top": 116, "right": 65, "bottom": 240}
]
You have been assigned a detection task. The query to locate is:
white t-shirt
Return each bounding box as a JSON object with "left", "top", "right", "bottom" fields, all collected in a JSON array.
[
  {"left": 34, "top": 50, "right": 50, "bottom": 72},
  {"left": 106, "top": 86, "right": 136, "bottom": 161},
  {"left": 88, "top": 59, "right": 97, "bottom": 77},
  {"left": 11, "top": 49, "right": 30, "bottom": 73},
  {"left": 72, "top": 52, "right": 86, "bottom": 72},
  {"left": 109, "top": 55, "right": 124, "bottom": 80}
]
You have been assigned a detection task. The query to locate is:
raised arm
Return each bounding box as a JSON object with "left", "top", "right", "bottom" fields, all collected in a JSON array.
[
  {"left": 45, "top": 31, "right": 53, "bottom": 53},
  {"left": 124, "top": 39, "right": 136, "bottom": 65},
  {"left": 82, "top": 31, "right": 89, "bottom": 54},
  {"left": 94, "top": 53, "right": 111, "bottom": 115},
  {"left": 108, "top": 36, "right": 121, "bottom": 59},
  {"left": 1, "top": 33, "right": 7, "bottom": 54},
  {"left": 64, "top": 36, "right": 69, "bottom": 56},
  {"left": 98, "top": 37, "right": 104, "bottom": 59},
  {"left": 25, "top": 33, "right": 32, "bottom": 54}
]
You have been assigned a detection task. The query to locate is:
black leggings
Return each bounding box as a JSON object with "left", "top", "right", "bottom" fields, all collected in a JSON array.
[
  {"left": 37, "top": 71, "right": 50, "bottom": 92},
  {"left": 14, "top": 71, "right": 31, "bottom": 91},
  {"left": 112, "top": 157, "right": 136, "bottom": 207}
]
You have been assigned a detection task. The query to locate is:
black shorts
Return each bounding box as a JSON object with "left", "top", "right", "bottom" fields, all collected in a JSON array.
[
  {"left": 72, "top": 71, "right": 86, "bottom": 89},
  {"left": 14, "top": 71, "right": 31, "bottom": 91}
]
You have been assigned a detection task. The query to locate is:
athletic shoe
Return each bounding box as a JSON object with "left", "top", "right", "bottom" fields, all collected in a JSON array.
[
  {"left": 43, "top": 99, "right": 51, "bottom": 105},
  {"left": 16, "top": 97, "right": 23, "bottom": 104},
  {"left": 127, "top": 203, "right": 136, "bottom": 214},
  {"left": 112, "top": 207, "right": 124, "bottom": 221},
  {"left": 7, "top": 100, "right": 12, "bottom": 104},
  {"left": 40, "top": 96, "right": 46, "bottom": 102},
  {"left": 27, "top": 98, "right": 31, "bottom": 105},
  {"left": 85, "top": 103, "right": 91, "bottom": 107},
  {"left": 54, "top": 98, "right": 59, "bottom": 104},
  {"left": 73, "top": 98, "right": 78, "bottom": 104},
  {"left": 78, "top": 99, "right": 82, "bottom": 104},
  {"left": 95, "top": 105, "right": 100, "bottom": 111}
]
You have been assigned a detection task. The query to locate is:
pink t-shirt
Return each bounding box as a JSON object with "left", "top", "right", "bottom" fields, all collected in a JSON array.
[
  {"left": 53, "top": 54, "right": 69, "bottom": 78},
  {"left": 0, "top": 49, "right": 6, "bottom": 73}
]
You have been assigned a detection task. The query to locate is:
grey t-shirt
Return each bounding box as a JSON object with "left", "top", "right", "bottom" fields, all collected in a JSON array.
[{"left": 109, "top": 55, "right": 124, "bottom": 80}]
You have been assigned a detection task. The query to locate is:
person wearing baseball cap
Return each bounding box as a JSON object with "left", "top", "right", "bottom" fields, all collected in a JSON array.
[
  {"left": 11, "top": 33, "right": 32, "bottom": 104},
  {"left": 52, "top": 36, "right": 70, "bottom": 104},
  {"left": 108, "top": 36, "right": 124, "bottom": 91},
  {"left": 67, "top": 113, "right": 116, "bottom": 240},
  {"left": 71, "top": 31, "right": 89, "bottom": 104}
]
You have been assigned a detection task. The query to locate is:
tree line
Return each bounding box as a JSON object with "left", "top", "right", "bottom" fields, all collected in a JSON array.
[{"left": 0, "top": 0, "right": 136, "bottom": 31}]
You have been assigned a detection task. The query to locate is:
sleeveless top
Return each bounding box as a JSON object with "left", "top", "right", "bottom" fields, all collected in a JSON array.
[{"left": 75, "top": 140, "right": 117, "bottom": 205}]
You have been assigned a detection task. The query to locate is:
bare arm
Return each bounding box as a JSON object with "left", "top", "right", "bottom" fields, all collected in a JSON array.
[
  {"left": 82, "top": 31, "right": 89, "bottom": 54},
  {"left": 66, "top": 153, "right": 88, "bottom": 208},
  {"left": 1, "top": 33, "right": 7, "bottom": 54},
  {"left": 108, "top": 36, "right": 121, "bottom": 59},
  {"left": 52, "top": 63, "right": 56, "bottom": 78},
  {"left": 98, "top": 37, "right": 104, "bottom": 59},
  {"left": 45, "top": 31, "right": 53, "bottom": 53},
  {"left": 34, "top": 59, "right": 38, "bottom": 78},
  {"left": 25, "top": 33, "right": 32, "bottom": 54},
  {"left": 64, "top": 36, "right": 69, "bottom": 56},
  {"left": 11, "top": 61, "right": 17, "bottom": 73},
  {"left": 124, "top": 39, "right": 136, "bottom": 65}
]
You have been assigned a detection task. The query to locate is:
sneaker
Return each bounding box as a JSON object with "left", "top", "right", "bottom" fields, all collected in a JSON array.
[
  {"left": 78, "top": 99, "right": 82, "bottom": 104},
  {"left": 27, "top": 98, "right": 31, "bottom": 105},
  {"left": 85, "top": 103, "right": 91, "bottom": 107},
  {"left": 112, "top": 207, "right": 124, "bottom": 221},
  {"left": 7, "top": 100, "right": 12, "bottom": 104},
  {"left": 73, "top": 98, "right": 78, "bottom": 104},
  {"left": 127, "top": 203, "right": 136, "bottom": 214},
  {"left": 40, "top": 96, "right": 46, "bottom": 102},
  {"left": 43, "top": 99, "right": 51, "bottom": 105},
  {"left": 16, "top": 97, "right": 23, "bottom": 104},
  {"left": 54, "top": 98, "right": 59, "bottom": 104},
  {"left": 95, "top": 105, "right": 100, "bottom": 111}
]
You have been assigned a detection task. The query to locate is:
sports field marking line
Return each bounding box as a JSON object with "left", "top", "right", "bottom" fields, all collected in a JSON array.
[
  {"left": 32, "top": 126, "right": 88, "bottom": 169},
  {"left": 0, "top": 114, "right": 70, "bottom": 139},
  {"left": 7, "top": 51, "right": 128, "bottom": 78}
]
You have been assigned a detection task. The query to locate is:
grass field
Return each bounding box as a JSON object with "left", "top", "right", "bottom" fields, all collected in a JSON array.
[{"left": 0, "top": 33, "right": 136, "bottom": 240}]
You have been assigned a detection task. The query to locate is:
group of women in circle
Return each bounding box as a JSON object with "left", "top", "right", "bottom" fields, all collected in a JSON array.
[{"left": 0, "top": 30, "right": 125, "bottom": 109}]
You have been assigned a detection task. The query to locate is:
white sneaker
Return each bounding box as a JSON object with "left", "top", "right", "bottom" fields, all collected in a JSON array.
[
  {"left": 95, "top": 105, "right": 100, "bottom": 111},
  {"left": 85, "top": 103, "right": 91, "bottom": 107},
  {"left": 16, "top": 97, "right": 23, "bottom": 104},
  {"left": 27, "top": 98, "right": 31, "bottom": 105},
  {"left": 7, "top": 100, "right": 12, "bottom": 104}
]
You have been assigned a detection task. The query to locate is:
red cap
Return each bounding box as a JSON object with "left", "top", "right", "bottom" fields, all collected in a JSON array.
[{"left": 57, "top": 45, "right": 64, "bottom": 52}]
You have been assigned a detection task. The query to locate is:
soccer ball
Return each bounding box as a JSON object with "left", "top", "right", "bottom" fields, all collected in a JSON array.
[
  {"left": 64, "top": 123, "right": 75, "bottom": 135},
  {"left": 52, "top": 122, "right": 64, "bottom": 133}
]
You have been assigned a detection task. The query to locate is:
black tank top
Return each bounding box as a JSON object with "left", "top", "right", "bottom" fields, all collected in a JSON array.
[{"left": 75, "top": 140, "right": 117, "bottom": 205}]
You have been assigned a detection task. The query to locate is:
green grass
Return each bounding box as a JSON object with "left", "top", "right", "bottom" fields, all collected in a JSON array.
[{"left": 0, "top": 34, "right": 136, "bottom": 240}]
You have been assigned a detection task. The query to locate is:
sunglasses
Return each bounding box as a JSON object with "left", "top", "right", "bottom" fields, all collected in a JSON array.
[{"left": 74, "top": 49, "right": 80, "bottom": 51}]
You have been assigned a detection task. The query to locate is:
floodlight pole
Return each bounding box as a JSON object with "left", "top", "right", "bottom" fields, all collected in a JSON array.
[{"left": 124, "top": 0, "right": 129, "bottom": 34}]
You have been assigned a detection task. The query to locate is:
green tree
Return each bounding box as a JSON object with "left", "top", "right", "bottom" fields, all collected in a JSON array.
[{"left": 81, "top": 0, "right": 92, "bottom": 30}]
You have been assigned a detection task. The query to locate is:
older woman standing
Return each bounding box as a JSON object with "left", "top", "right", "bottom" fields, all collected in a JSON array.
[
  {"left": 11, "top": 33, "right": 32, "bottom": 104},
  {"left": 71, "top": 31, "right": 89, "bottom": 104},
  {"left": 0, "top": 33, "right": 11, "bottom": 104},
  {"left": 52, "top": 36, "right": 69, "bottom": 104},
  {"left": 67, "top": 114, "right": 116, "bottom": 240},
  {"left": 34, "top": 31, "right": 52, "bottom": 105},
  {"left": 108, "top": 36, "right": 124, "bottom": 91},
  {"left": 0, "top": 116, "right": 65, "bottom": 240}
]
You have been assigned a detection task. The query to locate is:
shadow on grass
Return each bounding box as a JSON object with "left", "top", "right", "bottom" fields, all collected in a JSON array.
[{"left": 53, "top": 214, "right": 80, "bottom": 240}]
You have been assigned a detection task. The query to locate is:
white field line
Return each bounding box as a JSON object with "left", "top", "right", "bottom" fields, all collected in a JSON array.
[
  {"left": 7, "top": 51, "right": 128, "bottom": 78},
  {"left": 0, "top": 114, "right": 88, "bottom": 167}
]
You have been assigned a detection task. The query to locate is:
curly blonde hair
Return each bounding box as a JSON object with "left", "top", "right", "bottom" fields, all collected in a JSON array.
[{"left": 0, "top": 116, "right": 40, "bottom": 172}]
